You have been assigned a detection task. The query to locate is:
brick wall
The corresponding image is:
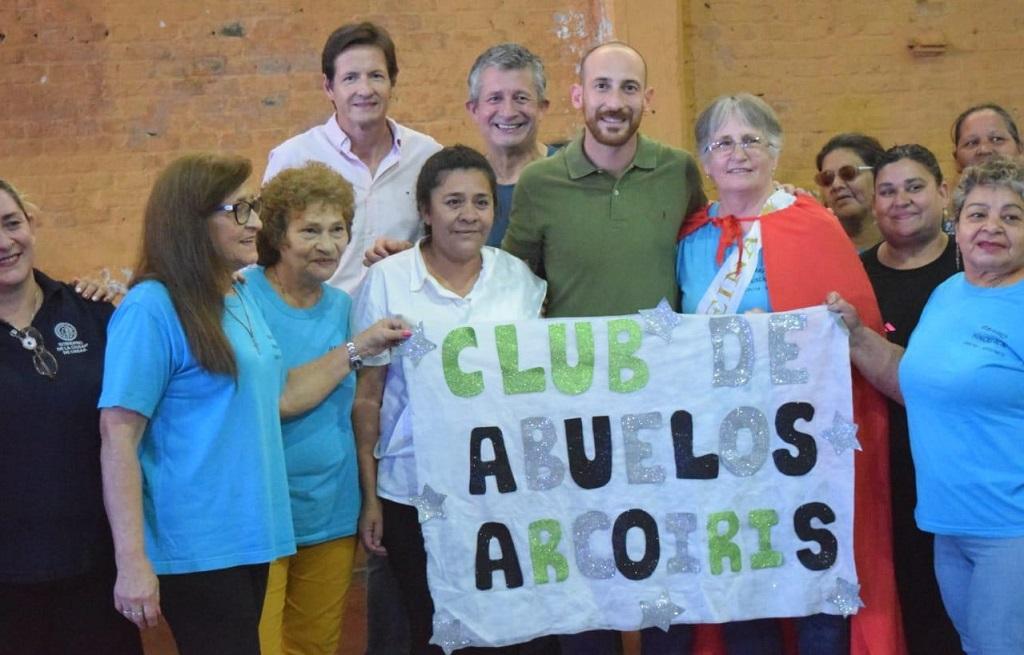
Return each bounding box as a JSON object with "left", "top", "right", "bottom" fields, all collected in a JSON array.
[
  {"left": 683, "top": 0, "right": 1024, "bottom": 189},
  {"left": 2, "top": 0, "right": 1023, "bottom": 279}
]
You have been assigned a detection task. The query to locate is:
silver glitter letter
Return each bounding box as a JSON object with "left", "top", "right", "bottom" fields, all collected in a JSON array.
[
  {"left": 664, "top": 512, "right": 701, "bottom": 574},
  {"left": 769, "top": 313, "right": 809, "bottom": 385},
  {"left": 622, "top": 412, "right": 666, "bottom": 485},
  {"left": 719, "top": 406, "right": 770, "bottom": 477},
  {"left": 521, "top": 417, "right": 565, "bottom": 491},
  {"left": 573, "top": 511, "right": 615, "bottom": 579},
  {"left": 709, "top": 316, "right": 754, "bottom": 387}
]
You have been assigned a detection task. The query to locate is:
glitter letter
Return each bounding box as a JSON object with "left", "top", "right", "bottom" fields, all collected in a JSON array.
[
  {"left": 468, "top": 427, "right": 517, "bottom": 495},
  {"left": 794, "top": 502, "right": 838, "bottom": 571},
  {"left": 612, "top": 509, "right": 660, "bottom": 580},
  {"left": 622, "top": 412, "right": 666, "bottom": 484},
  {"left": 664, "top": 512, "right": 700, "bottom": 574},
  {"left": 565, "top": 417, "right": 613, "bottom": 490},
  {"left": 608, "top": 319, "right": 649, "bottom": 393},
  {"left": 708, "top": 511, "right": 742, "bottom": 575},
  {"left": 550, "top": 322, "right": 595, "bottom": 395},
  {"left": 671, "top": 409, "right": 719, "bottom": 480},
  {"left": 719, "top": 407, "right": 770, "bottom": 477},
  {"left": 748, "top": 509, "right": 783, "bottom": 569},
  {"left": 475, "top": 522, "right": 524, "bottom": 590},
  {"left": 769, "top": 313, "right": 809, "bottom": 385},
  {"left": 773, "top": 402, "right": 817, "bottom": 476},
  {"left": 495, "top": 324, "right": 546, "bottom": 395},
  {"left": 573, "top": 511, "right": 615, "bottom": 579},
  {"left": 529, "top": 519, "right": 570, "bottom": 584},
  {"left": 442, "top": 327, "right": 483, "bottom": 398},
  {"left": 709, "top": 316, "right": 754, "bottom": 387},
  {"left": 521, "top": 417, "right": 565, "bottom": 491}
]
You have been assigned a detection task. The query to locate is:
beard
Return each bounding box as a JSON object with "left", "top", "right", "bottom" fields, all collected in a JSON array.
[{"left": 583, "top": 107, "right": 642, "bottom": 147}]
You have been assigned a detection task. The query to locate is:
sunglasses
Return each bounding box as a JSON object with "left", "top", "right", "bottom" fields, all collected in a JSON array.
[
  {"left": 9, "top": 326, "right": 59, "bottom": 379},
  {"left": 814, "top": 165, "right": 872, "bottom": 187}
]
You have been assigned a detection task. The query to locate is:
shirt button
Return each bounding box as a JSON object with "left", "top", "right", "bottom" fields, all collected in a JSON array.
[{"left": 613, "top": 189, "right": 620, "bottom": 196}]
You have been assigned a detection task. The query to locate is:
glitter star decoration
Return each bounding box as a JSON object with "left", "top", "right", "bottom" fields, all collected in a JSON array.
[
  {"left": 638, "top": 591, "right": 685, "bottom": 631},
  {"left": 395, "top": 321, "right": 437, "bottom": 366},
  {"left": 409, "top": 484, "right": 447, "bottom": 522},
  {"left": 431, "top": 611, "right": 472, "bottom": 654},
  {"left": 826, "top": 577, "right": 865, "bottom": 617},
  {"left": 820, "top": 411, "right": 862, "bottom": 455},
  {"left": 639, "top": 298, "right": 682, "bottom": 343}
]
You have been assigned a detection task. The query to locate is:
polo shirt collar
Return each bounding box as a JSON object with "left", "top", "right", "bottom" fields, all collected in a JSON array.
[
  {"left": 324, "top": 115, "right": 403, "bottom": 158},
  {"left": 564, "top": 131, "right": 657, "bottom": 179}
]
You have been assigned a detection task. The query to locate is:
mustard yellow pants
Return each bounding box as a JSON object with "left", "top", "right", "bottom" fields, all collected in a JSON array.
[{"left": 259, "top": 536, "right": 358, "bottom": 655}]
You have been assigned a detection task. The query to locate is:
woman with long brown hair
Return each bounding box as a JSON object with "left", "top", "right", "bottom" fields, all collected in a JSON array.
[{"left": 98, "top": 153, "right": 406, "bottom": 655}]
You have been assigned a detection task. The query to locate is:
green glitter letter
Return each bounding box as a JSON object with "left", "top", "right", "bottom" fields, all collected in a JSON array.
[
  {"left": 442, "top": 327, "right": 484, "bottom": 398},
  {"left": 495, "top": 324, "right": 546, "bottom": 395},
  {"left": 529, "top": 519, "right": 569, "bottom": 584},
  {"left": 549, "top": 322, "right": 595, "bottom": 395},
  {"left": 748, "top": 509, "right": 783, "bottom": 569},
  {"left": 607, "top": 319, "right": 649, "bottom": 393},
  {"left": 707, "top": 511, "right": 742, "bottom": 575}
]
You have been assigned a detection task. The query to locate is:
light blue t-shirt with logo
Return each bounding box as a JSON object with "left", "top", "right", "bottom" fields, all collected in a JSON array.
[
  {"left": 247, "top": 267, "right": 360, "bottom": 546},
  {"left": 99, "top": 280, "right": 295, "bottom": 574},
  {"left": 900, "top": 273, "right": 1024, "bottom": 537}
]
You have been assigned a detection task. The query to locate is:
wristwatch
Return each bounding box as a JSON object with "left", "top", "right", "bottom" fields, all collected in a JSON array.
[{"left": 345, "top": 341, "right": 363, "bottom": 371}]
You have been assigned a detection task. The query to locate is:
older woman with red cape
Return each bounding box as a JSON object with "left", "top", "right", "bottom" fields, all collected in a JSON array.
[{"left": 676, "top": 94, "right": 905, "bottom": 655}]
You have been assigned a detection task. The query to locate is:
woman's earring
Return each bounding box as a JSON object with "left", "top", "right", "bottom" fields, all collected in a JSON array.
[{"left": 942, "top": 208, "right": 954, "bottom": 235}]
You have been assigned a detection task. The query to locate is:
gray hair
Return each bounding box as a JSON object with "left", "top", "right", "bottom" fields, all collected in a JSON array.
[
  {"left": 694, "top": 93, "right": 784, "bottom": 157},
  {"left": 952, "top": 156, "right": 1024, "bottom": 220},
  {"left": 467, "top": 43, "right": 546, "bottom": 104}
]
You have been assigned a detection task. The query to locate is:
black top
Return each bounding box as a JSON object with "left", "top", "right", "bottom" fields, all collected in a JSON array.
[
  {"left": 860, "top": 237, "right": 959, "bottom": 348},
  {"left": 0, "top": 270, "right": 116, "bottom": 583}
]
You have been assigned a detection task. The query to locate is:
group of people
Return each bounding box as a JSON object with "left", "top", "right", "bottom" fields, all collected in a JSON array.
[{"left": 2, "top": 17, "right": 1023, "bottom": 655}]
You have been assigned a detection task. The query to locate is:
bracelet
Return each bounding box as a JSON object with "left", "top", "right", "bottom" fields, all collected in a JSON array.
[{"left": 345, "top": 341, "right": 364, "bottom": 371}]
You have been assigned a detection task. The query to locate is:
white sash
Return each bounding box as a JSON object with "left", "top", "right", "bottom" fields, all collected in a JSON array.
[
  {"left": 695, "top": 190, "right": 796, "bottom": 315},
  {"left": 696, "top": 221, "right": 762, "bottom": 315}
]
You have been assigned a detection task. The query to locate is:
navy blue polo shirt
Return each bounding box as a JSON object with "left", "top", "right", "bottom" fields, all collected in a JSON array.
[{"left": 1, "top": 270, "right": 116, "bottom": 583}]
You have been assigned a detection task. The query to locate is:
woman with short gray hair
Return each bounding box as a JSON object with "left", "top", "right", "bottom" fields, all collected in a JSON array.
[{"left": 678, "top": 94, "right": 903, "bottom": 654}]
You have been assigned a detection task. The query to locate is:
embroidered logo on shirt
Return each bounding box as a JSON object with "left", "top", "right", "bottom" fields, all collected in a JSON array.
[{"left": 53, "top": 322, "right": 88, "bottom": 355}]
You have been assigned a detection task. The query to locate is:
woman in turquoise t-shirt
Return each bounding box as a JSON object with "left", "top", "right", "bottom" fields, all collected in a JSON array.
[
  {"left": 830, "top": 157, "right": 1024, "bottom": 654},
  {"left": 98, "top": 154, "right": 406, "bottom": 655},
  {"left": 252, "top": 162, "right": 409, "bottom": 655}
]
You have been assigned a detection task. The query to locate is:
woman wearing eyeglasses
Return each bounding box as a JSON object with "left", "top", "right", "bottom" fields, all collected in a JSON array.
[
  {"left": 814, "top": 133, "right": 886, "bottom": 252},
  {"left": 97, "top": 154, "right": 408, "bottom": 655},
  {"left": 677, "top": 94, "right": 904, "bottom": 654},
  {"left": 0, "top": 180, "right": 142, "bottom": 654},
  {"left": 858, "top": 144, "right": 961, "bottom": 654},
  {"left": 951, "top": 103, "right": 1023, "bottom": 174}
]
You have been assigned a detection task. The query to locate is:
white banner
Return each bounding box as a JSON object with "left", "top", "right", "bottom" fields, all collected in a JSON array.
[{"left": 404, "top": 305, "right": 859, "bottom": 650}]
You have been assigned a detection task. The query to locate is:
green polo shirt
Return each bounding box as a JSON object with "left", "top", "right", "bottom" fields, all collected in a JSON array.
[{"left": 502, "top": 132, "right": 706, "bottom": 318}]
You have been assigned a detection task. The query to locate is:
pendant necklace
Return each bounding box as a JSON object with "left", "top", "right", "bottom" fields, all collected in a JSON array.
[{"left": 225, "top": 285, "right": 260, "bottom": 354}]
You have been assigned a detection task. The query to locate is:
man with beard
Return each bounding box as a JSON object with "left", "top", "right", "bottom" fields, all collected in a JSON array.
[
  {"left": 501, "top": 42, "right": 703, "bottom": 654},
  {"left": 502, "top": 41, "right": 705, "bottom": 321}
]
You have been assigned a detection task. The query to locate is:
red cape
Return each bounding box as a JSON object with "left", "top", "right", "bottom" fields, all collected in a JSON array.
[{"left": 681, "top": 196, "right": 907, "bottom": 655}]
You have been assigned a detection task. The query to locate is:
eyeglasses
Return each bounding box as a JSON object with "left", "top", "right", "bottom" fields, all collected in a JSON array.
[
  {"left": 217, "top": 197, "right": 262, "bottom": 225},
  {"left": 704, "top": 135, "right": 771, "bottom": 156},
  {"left": 814, "top": 165, "right": 872, "bottom": 187},
  {"left": 9, "top": 326, "right": 58, "bottom": 379}
]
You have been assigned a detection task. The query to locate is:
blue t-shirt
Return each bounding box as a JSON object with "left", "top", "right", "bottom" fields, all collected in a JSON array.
[
  {"left": 247, "top": 268, "right": 360, "bottom": 546},
  {"left": 487, "top": 144, "right": 562, "bottom": 248},
  {"left": 677, "top": 203, "right": 772, "bottom": 314},
  {"left": 900, "top": 273, "right": 1024, "bottom": 537},
  {"left": 99, "top": 280, "right": 295, "bottom": 574}
]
